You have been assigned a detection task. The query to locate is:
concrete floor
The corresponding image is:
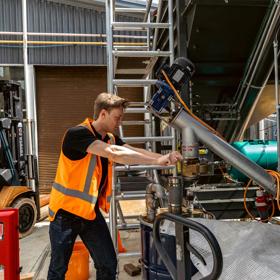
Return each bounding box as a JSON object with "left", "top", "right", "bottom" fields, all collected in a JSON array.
[{"left": 20, "top": 220, "right": 142, "bottom": 280}]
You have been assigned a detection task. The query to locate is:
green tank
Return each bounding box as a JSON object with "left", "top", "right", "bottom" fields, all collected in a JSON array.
[{"left": 229, "top": 140, "right": 278, "bottom": 182}]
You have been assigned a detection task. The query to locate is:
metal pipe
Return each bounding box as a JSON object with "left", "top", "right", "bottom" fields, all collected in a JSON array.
[
  {"left": 117, "top": 224, "right": 139, "bottom": 230},
  {"left": 143, "top": 0, "right": 153, "bottom": 22},
  {"left": 259, "top": 119, "right": 266, "bottom": 140},
  {"left": 113, "top": 79, "right": 157, "bottom": 86},
  {"left": 125, "top": 107, "right": 148, "bottom": 113},
  {"left": 234, "top": 47, "right": 280, "bottom": 141},
  {"left": 152, "top": 0, "right": 163, "bottom": 51},
  {"left": 234, "top": 2, "right": 278, "bottom": 106},
  {"left": 106, "top": 0, "right": 114, "bottom": 93},
  {"left": 122, "top": 136, "right": 173, "bottom": 143},
  {"left": 109, "top": 163, "right": 118, "bottom": 251},
  {"left": 112, "top": 22, "right": 169, "bottom": 28},
  {"left": 0, "top": 40, "right": 147, "bottom": 46},
  {"left": 115, "top": 8, "right": 146, "bottom": 13},
  {"left": 167, "top": 177, "right": 182, "bottom": 214},
  {"left": 146, "top": 183, "right": 164, "bottom": 221},
  {"left": 274, "top": 36, "right": 280, "bottom": 171},
  {"left": 171, "top": 108, "right": 276, "bottom": 195},
  {"left": 181, "top": 127, "right": 198, "bottom": 158},
  {"left": 112, "top": 50, "right": 171, "bottom": 57},
  {"left": 114, "top": 165, "right": 175, "bottom": 172},
  {"left": 237, "top": 4, "right": 280, "bottom": 110},
  {"left": 118, "top": 252, "right": 141, "bottom": 258},
  {"left": 168, "top": 0, "right": 174, "bottom": 64},
  {"left": 116, "top": 201, "right": 126, "bottom": 225},
  {"left": 116, "top": 193, "right": 146, "bottom": 200},
  {"left": 22, "top": 0, "right": 36, "bottom": 191},
  {"left": 121, "top": 120, "right": 150, "bottom": 125},
  {"left": 0, "top": 31, "right": 148, "bottom": 40},
  {"left": 168, "top": 0, "right": 176, "bottom": 177}
]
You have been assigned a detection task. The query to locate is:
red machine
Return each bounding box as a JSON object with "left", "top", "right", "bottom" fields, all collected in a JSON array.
[{"left": 0, "top": 209, "right": 20, "bottom": 280}]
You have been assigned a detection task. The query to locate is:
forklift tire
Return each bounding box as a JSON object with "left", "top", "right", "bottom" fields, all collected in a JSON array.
[{"left": 12, "top": 197, "right": 37, "bottom": 238}]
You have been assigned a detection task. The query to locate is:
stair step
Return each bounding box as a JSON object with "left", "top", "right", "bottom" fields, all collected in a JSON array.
[
  {"left": 125, "top": 107, "right": 148, "bottom": 113},
  {"left": 121, "top": 120, "right": 151, "bottom": 125},
  {"left": 112, "top": 50, "right": 171, "bottom": 57},
  {"left": 115, "top": 8, "right": 147, "bottom": 13},
  {"left": 112, "top": 22, "right": 170, "bottom": 29},
  {"left": 113, "top": 79, "right": 157, "bottom": 87}
]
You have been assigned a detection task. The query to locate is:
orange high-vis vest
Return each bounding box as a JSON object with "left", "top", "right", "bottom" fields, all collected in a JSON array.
[{"left": 48, "top": 118, "right": 115, "bottom": 221}]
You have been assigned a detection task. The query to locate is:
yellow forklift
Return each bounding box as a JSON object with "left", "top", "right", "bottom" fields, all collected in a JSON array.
[{"left": 0, "top": 80, "right": 39, "bottom": 237}]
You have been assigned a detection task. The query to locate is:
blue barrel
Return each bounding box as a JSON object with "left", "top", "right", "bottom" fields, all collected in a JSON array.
[
  {"left": 229, "top": 140, "right": 278, "bottom": 182},
  {"left": 140, "top": 216, "right": 197, "bottom": 279}
]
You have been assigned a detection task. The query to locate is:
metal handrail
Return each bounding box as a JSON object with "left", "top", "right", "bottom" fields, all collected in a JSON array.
[{"left": 153, "top": 212, "right": 223, "bottom": 280}]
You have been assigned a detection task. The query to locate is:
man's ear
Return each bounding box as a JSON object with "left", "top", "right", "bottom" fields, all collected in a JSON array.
[{"left": 99, "top": 109, "right": 107, "bottom": 119}]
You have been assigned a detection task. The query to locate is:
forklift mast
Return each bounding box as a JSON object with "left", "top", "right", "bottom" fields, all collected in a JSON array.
[{"left": 0, "top": 80, "right": 26, "bottom": 186}]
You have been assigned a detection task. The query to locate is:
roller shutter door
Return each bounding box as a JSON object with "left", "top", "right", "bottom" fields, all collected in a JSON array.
[{"left": 36, "top": 66, "right": 143, "bottom": 193}]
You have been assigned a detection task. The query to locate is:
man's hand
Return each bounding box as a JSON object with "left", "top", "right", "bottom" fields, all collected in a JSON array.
[
  {"left": 168, "top": 151, "right": 183, "bottom": 164},
  {"left": 156, "top": 151, "right": 183, "bottom": 166}
]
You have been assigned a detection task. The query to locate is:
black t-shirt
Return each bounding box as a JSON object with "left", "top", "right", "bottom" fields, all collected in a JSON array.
[{"left": 62, "top": 124, "right": 125, "bottom": 200}]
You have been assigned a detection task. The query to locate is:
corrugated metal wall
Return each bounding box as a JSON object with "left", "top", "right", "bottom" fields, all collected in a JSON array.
[
  {"left": 0, "top": 0, "right": 141, "bottom": 65},
  {"left": 0, "top": 0, "right": 23, "bottom": 63}
]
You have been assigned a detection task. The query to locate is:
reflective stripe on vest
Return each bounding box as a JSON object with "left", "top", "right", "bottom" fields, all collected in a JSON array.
[
  {"left": 52, "top": 155, "right": 98, "bottom": 204},
  {"left": 49, "top": 207, "right": 55, "bottom": 218},
  {"left": 84, "top": 155, "right": 97, "bottom": 194},
  {"left": 52, "top": 182, "right": 98, "bottom": 204}
]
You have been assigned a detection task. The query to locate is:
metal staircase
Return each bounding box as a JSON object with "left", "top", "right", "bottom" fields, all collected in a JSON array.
[{"left": 105, "top": 0, "right": 176, "bottom": 259}]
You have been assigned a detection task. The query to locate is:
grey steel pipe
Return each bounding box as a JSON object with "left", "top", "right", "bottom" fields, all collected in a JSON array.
[
  {"left": 109, "top": 163, "right": 118, "bottom": 250},
  {"left": 117, "top": 224, "right": 140, "bottom": 230},
  {"left": 143, "top": 0, "right": 153, "bottom": 22},
  {"left": 105, "top": 0, "right": 113, "bottom": 93},
  {"left": 152, "top": 0, "right": 163, "bottom": 51},
  {"left": 146, "top": 183, "right": 164, "bottom": 221},
  {"left": 115, "top": 8, "right": 146, "bottom": 13},
  {"left": 239, "top": 5, "right": 280, "bottom": 110},
  {"left": 112, "top": 50, "right": 171, "bottom": 57},
  {"left": 234, "top": 2, "right": 278, "bottom": 107},
  {"left": 122, "top": 136, "right": 173, "bottom": 143},
  {"left": 113, "top": 79, "right": 157, "bottom": 86},
  {"left": 114, "top": 165, "right": 175, "bottom": 172},
  {"left": 181, "top": 127, "right": 198, "bottom": 159},
  {"left": 22, "top": 0, "right": 37, "bottom": 191},
  {"left": 112, "top": 22, "right": 169, "bottom": 28},
  {"left": 274, "top": 36, "right": 280, "bottom": 171},
  {"left": 167, "top": 177, "right": 183, "bottom": 214},
  {"left": 171, "top": 108, "right": 276, "bottom": 195},
  {"left": 116, "top": 193, "right": 146, "bottom": 200},
  {"left": 119, "top": 252, "right": 141, "bottom": 258}
]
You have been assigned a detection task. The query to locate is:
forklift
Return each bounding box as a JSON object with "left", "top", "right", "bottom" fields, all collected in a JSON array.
[{"left": 0, "top": 80, "right": 39, "bottom": 238}]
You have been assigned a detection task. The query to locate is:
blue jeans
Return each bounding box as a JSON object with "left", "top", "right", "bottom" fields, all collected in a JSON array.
[{"left": 47, "top": 208, "right": 117, "bottom": 280}]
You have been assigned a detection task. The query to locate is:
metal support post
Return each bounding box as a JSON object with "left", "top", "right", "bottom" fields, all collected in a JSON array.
[
  {"left": 175, "top": 224, "right": 192, "bottom": 280},
  {"left": 274, "top": 36, "right": 280, "bottom": 171},
  {"left": 106, "top": 0, "right": 114, "bottom": 93},
  {"left": 109, "top": 163, "right": 118, "bottom": 250},
  {"left": 168, "top": 0, "right": 177, "bottom": 176},
  {"left": 22, "top": 0, "right": 39, "bottom": 201}
]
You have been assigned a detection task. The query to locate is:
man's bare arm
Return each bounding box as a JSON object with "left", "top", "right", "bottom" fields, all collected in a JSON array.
[
  {"left": 124, "top": 144, "right": 183, "bottom": 164},
  {"left": 86, "top": 140, "right": 174, "bottom": 166},
  {"left": 123, "top": 144, "right": 162, "bottom": 159}
]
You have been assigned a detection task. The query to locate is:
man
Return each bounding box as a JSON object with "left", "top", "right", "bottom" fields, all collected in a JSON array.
[{"left": 47, "top": 93, "right": 182, "bottom": 280}]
